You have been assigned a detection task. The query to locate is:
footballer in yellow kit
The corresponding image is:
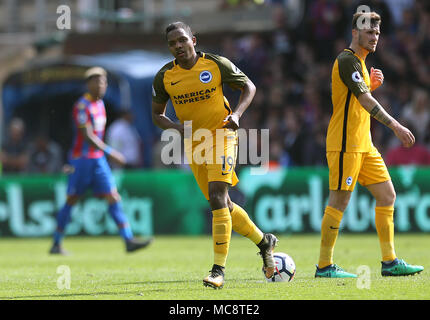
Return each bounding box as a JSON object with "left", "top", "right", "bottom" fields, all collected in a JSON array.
[
  {"left": 316, "top": 11, "right": 423, "bottom": 278},
  {"left": 326, "top": 47, "right": 390, "bottom": 192},
  {"left": 152, "top": 21, "right": 278, "bottom": 289},
  {"left": 152, "top": 51, "right": 243, "bottom": 199}
]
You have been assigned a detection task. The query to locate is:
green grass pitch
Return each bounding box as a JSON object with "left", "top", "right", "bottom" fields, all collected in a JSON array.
[{"left": 0, "top": 234, "right": 428, "bottom": 300}]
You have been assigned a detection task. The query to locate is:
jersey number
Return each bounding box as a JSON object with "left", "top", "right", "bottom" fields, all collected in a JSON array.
[{"left": 221, "top": 155, "right": 234, "bottom": 172}]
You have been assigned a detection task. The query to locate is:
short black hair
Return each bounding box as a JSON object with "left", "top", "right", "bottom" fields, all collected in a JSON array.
[{"left": 165, "top": 21, "right": 194, "bottom": 39}]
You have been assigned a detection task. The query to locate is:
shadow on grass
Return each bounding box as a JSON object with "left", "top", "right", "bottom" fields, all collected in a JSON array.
[
  {"left": 0, "top": 291, "right": 124, "bottom": 300},
  {"left": 1, "top": 278, "right": 265, "bottom": 299},
  {"left": 113, "top": 278, "right": 262, "bottom": 286}
]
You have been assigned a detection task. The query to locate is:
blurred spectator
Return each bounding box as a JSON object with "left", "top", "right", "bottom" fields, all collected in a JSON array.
[
  {"left": 385, "top": 143, "right": 430, "bottom": 166},
  {"left": 303, "top": 120, "right": 329, "bottom": 166},
  {"left": 1, "top": 118, "right": 29, "bottom": 174},
  {"left": 385, "top": 124, "right": 430, "bottom": 166},
  {"left": 27, "top": 134, "right": 63, "bottom": 174},
  {"left": 106, "top": 110, "right": 143, "bottom": 169},
  {"left": 307, "top": 0, "right": 343, "bottom": 61},
  {"left": 214, "top": 0, "right": 430, "bottom": 169},
  {"left": 281, "top": 108, "right": 310, "bottom": 166},
  {"left": 236, "top": 34, "right": 268, "bottom": 86},
  {"left": 268, "top": 136, "right": 291, "bottom": 168},
  {"left": 400, "top": 88, "right": 430, "bottom": 144},
  {"left": 382, "top": 0, "right": 414, "bottom": 26}
]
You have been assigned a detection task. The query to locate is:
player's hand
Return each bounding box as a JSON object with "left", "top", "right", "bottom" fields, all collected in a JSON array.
[
  {"left": 393, "top": 123, "right": 415, "bottom": 148},
  {"left": 108, "top": 149, "right": 127, "bottom": 166},
  {"left": 222, "top": 113, "right": 240, "bottom": 130},
  {"left": 62, "top": 164, "right": 75, "bottom": 174},
  {"left": 370, "top": 67, "right": 384, "bottom": 91}
]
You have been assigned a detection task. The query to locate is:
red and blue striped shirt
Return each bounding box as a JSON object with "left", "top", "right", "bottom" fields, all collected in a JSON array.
[{"left": 71, "top": 93, "right": 106, "bottom": 159}]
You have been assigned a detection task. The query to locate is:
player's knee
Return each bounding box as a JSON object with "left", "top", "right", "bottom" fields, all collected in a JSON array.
[
  {"left": 106, "top": 191, "right": 121, "bottom": 204},
  {"left": 66, "top": 195, "right": 79, "bottom": 206},
  {"left": 226, "top": 197, "right": 234, "bottom": 212},
  {"left": 208, "top": 188, "right": 228, "bottom": 210},
  {"left": 377, "top": 190, "right": 396, "bottom": 207},
  {"left": 328, "top": 194, "right": 351, "bottom": 212}
]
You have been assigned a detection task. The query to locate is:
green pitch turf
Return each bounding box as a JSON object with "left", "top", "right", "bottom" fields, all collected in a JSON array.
[{"left": 0, "top": 234, "right": 427, "bottom": 300}]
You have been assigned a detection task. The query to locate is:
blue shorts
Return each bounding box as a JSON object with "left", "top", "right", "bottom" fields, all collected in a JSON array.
[{"left": 67, "top": 156, "right": 116, "bottom": 196}]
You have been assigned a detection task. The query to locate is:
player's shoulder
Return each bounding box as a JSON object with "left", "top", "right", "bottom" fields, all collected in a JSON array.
[
  {"left": 202, "top": 52, "right": 245, "bottom": 78},
  {"left": 336, "top": 49, "right": 361, "bottom": 66},
  {"left": 155, "top": 61, "right": 175, "bottom": 76},
  {"left": 153, "top": 61, "right": 175, "bottom": 84},
  {"left": 202, "top": 52, "right": 231, "bottom": 67},
  {"left": 74, "top": 95, "right": 91, "bottom": 110}
]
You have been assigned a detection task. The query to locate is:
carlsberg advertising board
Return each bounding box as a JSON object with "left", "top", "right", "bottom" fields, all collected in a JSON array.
[{"left": 0, "top": 167, "right": 429, "bottom": 236}]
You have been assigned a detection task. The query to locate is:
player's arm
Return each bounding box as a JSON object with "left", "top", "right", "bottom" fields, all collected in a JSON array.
[
  {"left": 338, "top": 54, "right": 414, "bottom": 148},
  {"left": 151, "top": 101, "right": 184, "bottom": 135},
  {"left": 223, "top": 78, "right": 256, "bottom": 130},
  {"left": 79, "top": 124, "right": 126, "bottom": 166},
  {"left": 151, "top": 68, "right": 184, "bottom": 134},
  {"left": 207, "top": 54, "right": 255, "bottom": 130},
  {"left": 358, "top": 92, "right": 415, "bottom": 147}
]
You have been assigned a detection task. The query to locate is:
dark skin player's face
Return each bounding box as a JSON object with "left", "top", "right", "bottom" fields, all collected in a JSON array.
[
  {"left": 166, "top": 28, "right": 197, "bottom": 66},
  {"left": 87, "top": 75, "right": 107, "bottom": 99}
]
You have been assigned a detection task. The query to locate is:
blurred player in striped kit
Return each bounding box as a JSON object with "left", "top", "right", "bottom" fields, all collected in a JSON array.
[{"left": 50, "top": 67, "right": 152, "bottom": 255}]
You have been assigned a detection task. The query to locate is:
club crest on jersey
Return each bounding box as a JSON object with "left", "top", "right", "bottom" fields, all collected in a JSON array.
[
  {"left": 199, "top": 71, "right": 212, "bottom": 83},
  {"left": 231, "top": 62, "right": 241, "bottom": 74},
  {"left": 77, "top": 111, "right": 88, "bottom": 124},
  {"left": 346, "top": 176, "right": 353, "bottom": 186},
  {"left": 352, "top": 71, "right": 363, "bottom": 83}
]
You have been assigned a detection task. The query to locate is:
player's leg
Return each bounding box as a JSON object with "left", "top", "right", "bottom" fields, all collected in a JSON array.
[
  {"left": 50, "top": 158, "right": 90, "bottom": 255},
  {"left": 95, "top": 156, "right": 152, "bottom": 252},
  {"left": 365, "top": 180, "right": 397, "bottom": 263},
  {"left": 226, "top": 195, "right": 278, "bottom": 278},
  {"left": 358, "top": 147, "right": 397, "bottom": 266},
  {"left": 188, "top": 161, "right": 227, "bottom": 288},
  {"left": 104, "top": 191, "right": 153, "bottom": 252},
  {"left": 317, "top": 189, "right": 350, "bottom": 268},
  {"left": 316, "top": 152, "right": 360, "bottom": 278},
  {"left": 315, "top": 190, "right": 357, "bottom": 278},
  {"left": 50, "top": 195, "right": 80, "bottom": 255},
  {"left": 201, "top": 130, "right": 240, "bottom": 289},
  {"left": 365, "top": 177, "right": 424, "bottom": 276},
  {"left": 203, "top": 180, "right": 232, "bottom": 289},
  {"left": 227, "top": 195, "right": 263, "bottom": 245}
]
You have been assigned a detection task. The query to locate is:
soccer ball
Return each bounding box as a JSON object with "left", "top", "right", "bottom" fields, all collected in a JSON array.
[{"left": 263, "top": 252, "right": 296, "bottom": 282}]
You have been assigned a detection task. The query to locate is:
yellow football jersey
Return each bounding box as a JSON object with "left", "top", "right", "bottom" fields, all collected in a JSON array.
[
  {"left": 326, "top": 48, "right": 372, "bottom": 152},
  {"left": 152, "top": 52, "right": 248, "bottom": 133}
]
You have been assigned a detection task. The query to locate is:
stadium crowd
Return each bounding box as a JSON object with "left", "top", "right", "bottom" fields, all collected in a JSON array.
[
  {"left": 1, "top": 0, "right": 429, "bottom": 174},
  {"left": 220, "top": 0, "right": 430, "bottom": 167}
]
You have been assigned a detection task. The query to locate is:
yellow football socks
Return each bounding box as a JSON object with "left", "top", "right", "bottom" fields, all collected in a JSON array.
[
  {"left": 212, "top": 207, "right": 232, "bottom": 267},
  {"left": 375, "top": 206, "right": 396, "bottom": 262},
  {"left": 318, "top": 206, "right": 343, "bottom": 269},
  {"left": 230, "top": 203, "right": 264, "bottom": 245}
]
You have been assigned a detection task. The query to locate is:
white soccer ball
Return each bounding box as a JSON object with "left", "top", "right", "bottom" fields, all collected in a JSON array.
[{"left": 264, "top": 252, "right": 296, "bottom": 282}]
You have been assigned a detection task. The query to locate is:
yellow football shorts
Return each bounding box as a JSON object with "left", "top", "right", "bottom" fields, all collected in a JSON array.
[
  {"left": 327, "top": 146, "right": 391, "bottom": 191},
  {"left": 185, "top": 129, "right": 239, "bottom": 200}
]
